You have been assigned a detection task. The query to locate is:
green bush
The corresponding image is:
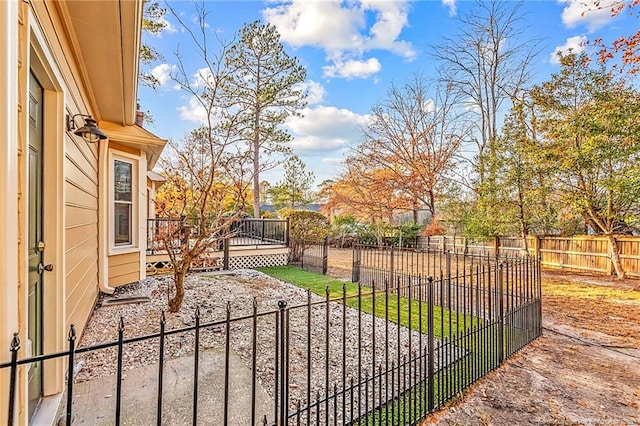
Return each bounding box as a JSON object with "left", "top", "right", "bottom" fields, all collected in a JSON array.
[
  {"left": 352, "top": 221, "right": 424, "bottom": 247},
  {"left": 279, "top": 209, "right": 329, "bottom": 261}
]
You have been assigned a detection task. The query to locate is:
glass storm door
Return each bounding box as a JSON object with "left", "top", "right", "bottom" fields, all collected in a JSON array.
[{"left": 27, "top": 72, "right": 44, "bottom": 419}]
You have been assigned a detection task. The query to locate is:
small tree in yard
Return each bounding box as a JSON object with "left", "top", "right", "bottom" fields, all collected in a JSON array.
[
  {"left": 159, "top": 127, "right": 245, "bottom": 312},
  {"left": 154, "top": 4, "right": 253, "bottom": 312},
  {"left": 330, "top": 215, "right": 359, "bottom": 248}
]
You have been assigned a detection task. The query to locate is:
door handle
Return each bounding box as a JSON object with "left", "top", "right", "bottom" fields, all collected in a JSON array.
[{"left": 38, "top": 263, "right": 54, "bottom": 274}]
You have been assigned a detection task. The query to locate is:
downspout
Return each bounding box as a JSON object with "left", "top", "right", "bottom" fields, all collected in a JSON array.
[{"left": 98, "top": 138, "right": 115, "bottom": 294}]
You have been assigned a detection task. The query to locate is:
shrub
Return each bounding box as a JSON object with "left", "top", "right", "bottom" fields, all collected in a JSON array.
[{"left": 279, "top": 209, "right": 329, "bottom": 261}]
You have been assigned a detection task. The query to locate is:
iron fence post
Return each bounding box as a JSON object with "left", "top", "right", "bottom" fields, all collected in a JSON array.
[
  {"left": 427, "top": 276, "right": 434, "bottom": 413},
  {"left": 389, "top": 246, "right": 394, "bottom": 288},
  {"left": 224, "top": 302, "right": 231, "bottom": 426},
  {"left": 323, "top": 236, "right": 329, "bottom": 275},
  {"left": 537, "top": 256, "right": 542, "bottom": 337},
  {"left": 498, "top": 262, "right": 505, "bottom": 365},
  {"left": 66, "top": 325, "right": 77, "bottom": 426},
  {"left": 277, "top": 300, "right": 288, "bottom": 425},
  {"left": 252, "top": 298, "right": 258, "bottom": 426},
  {"left": 446, "top": 250, "right": 452, "bottom": 309},
  {"left": 115, "top": 317, "right": 125, "bottom": 426},
  {"left": 285, "top": 217, "right": 290, "bottom": 247},
  {"left": 157, "top": 312, "right": 166, "bottom": 426},
  {"left": 325, "top": 287, "right": 330, "bottom": 424},
  {"left": 352, "top": 245, "right": 361, "bottom": 283},
  {"left": 193, "top": 307, "right": 200, "bottom": 425},
  {"left": 8, "top": 333, "right": 19, "bottom": 426}
]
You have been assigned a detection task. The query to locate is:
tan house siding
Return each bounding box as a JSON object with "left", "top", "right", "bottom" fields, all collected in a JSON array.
[
  {"left": 108, "top": 251, "right": 141, "bottom": 286},
  {"left": 2, "top": 1, "right": 165, "bottom": 423}
]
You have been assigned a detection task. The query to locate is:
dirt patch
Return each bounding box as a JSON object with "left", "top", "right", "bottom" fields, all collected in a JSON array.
[
  {"left": 424, "top": 269, "right": 640, "bottom": 425},
  {"left": 327, "top": 247, "right": 353, "bottom": 280},
  {"left": 327, "top": 249, "right": 640, "bottom": 425}
]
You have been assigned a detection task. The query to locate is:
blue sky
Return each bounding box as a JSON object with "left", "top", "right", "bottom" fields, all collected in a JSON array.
[{"left": 138, "top": 0, "right": 635, "bottom": 188}]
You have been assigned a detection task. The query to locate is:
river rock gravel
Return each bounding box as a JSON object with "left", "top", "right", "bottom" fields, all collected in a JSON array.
[{"left": 76, "top": 270, "right": 432, "bottom": 409}]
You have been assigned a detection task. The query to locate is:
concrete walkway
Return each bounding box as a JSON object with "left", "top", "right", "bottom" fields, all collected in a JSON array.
[{"left": 58, "top": 348, "right": 273, "bottom": 425}]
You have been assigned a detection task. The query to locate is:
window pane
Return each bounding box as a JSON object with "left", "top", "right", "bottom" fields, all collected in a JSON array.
[
  {"left": 114, "top": 203, "right": 131, "bottom": 245},
  {"left": 114, "top": 160, "right": 132, "bottom": 202}
]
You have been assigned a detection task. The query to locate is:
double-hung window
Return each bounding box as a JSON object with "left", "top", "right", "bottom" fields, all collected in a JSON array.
[
  {"left": 114, "top": 159, "right": 132, "bottom": 245},
  {"left": 111, "top": 154, "right": 137, "bottom": 248}
]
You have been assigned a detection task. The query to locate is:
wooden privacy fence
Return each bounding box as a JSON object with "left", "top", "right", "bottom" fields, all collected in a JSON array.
[{"left": 417, "top": 235, "right": 640, "bottom": 278}]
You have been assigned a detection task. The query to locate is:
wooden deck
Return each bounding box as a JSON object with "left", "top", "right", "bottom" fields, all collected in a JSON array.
[{"left": 145, "top": 218, "right": 290, "bottom": 275}]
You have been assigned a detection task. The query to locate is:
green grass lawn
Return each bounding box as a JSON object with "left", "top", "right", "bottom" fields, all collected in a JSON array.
[
  {"left": 257, "top": 265, "right": 479, "bottom": 339},
  {"left": 255, "top": 266, "right": 537, "bottom": 425}
]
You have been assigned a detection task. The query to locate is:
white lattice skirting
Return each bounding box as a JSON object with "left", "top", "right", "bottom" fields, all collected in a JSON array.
[
  {"left": 228, "top": 253, "right": 288, "bottom": 269},
  {"left": 147, "top": 253, "right": 288, "bottom": 275}
]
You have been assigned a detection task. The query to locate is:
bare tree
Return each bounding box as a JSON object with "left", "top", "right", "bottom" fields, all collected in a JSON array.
[
  {"left": 154, "top": 3, "right": 252, "bottom": 312},
  {"left": 357, "top": 75, "right": 466, "bottom": 222},
  {"left": 433, "top": 0, "right": 541, "bottom": 189}
]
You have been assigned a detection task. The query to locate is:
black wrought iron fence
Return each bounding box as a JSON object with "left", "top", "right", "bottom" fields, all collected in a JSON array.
[
  {"left": 147, "top": 217, "right": 289, "bottom": 254},
  {"left": 234, "top": 218, "right": 289, "bottom": 246},
  {"left": 289, "top": 237, "right": 328, "bottom": 275},
  {"left": 2, "top": 250, "right": 541, "bottom": 425}
]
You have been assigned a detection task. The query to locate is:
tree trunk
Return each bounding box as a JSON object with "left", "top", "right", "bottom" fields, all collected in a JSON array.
[
  {"left": 252, "top": 124, "right": 260, "bottom": 218},
  {"left": 606, "top": 233, "right": 626, "bottom": 279},
  {"left": 169, "top": 264, "right": 189, "bottom": 312}
]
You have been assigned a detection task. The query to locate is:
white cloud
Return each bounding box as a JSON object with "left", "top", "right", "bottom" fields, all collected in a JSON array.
[
  {"left": 361, "top": 1, "right": 415, "bottom": 57},
  {"left": 151, "top": 63, "right": 175, "bottom": 87},
  {"left": 551, "top": 35, "right": 588, "bottom": 64},
  {"left": 158, "top": 16, "right": 178, "bottom": 35},
  {"left": 192, "top": 67, "right": 215, "bottom": 90},
  {"left": 463, "top": 97, "right": 481, "bottom": 114},
  {"left": 322, "top": 157, "right": 345, "bottom": 166},
  {"left": 286, "top": 105, "right": 371, "bottom": 154},
  {"left": 442, "top": 0, "right": 456, "bottom": 16},
  {"left": 559, "top": 0, "right": 617, "bottom": 32},
  {"left": 323, "top": 58, "right": 382, "bottom": 79},
  {"left": 291, "top": 136, "right": 348, "bottom": 153},
  {"left": 263, "top": 0, "right": 415, "bottom": 80},
  {"left": 177, "top": 97, "right": 207, "bottom": 123},
  {"left": 263, "top": 1, "right": 364, "bottom": 50},
  {"left": 296, "top": 80, "right": 326, "bottom": 105}
]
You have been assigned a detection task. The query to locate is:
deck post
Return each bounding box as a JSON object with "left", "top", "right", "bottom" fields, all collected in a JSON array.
[
  {"left": 285, "top": 217, "right": 290, "bottom": 247},
  {"left": 223, "top": 238, "right": 230, "bottom": 270}
]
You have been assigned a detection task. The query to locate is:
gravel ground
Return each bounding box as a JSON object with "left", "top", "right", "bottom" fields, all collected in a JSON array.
[{"left": 76, "top": 270, "right": 432, "bottom": 411}]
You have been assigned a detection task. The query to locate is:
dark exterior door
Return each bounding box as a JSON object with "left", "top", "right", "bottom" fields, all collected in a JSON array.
[{"left": 27, "top": 71, "right": 44, "bottom": 419}]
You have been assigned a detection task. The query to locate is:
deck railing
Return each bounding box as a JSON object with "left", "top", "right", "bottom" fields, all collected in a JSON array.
[
  {"left": 147, "top": 217, "right": 289, "bottom": 254},
  {"left": 232, "top": 218, "right": 289, "bottom": 247}
]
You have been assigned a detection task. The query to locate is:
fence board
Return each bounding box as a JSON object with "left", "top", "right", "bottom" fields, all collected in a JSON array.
[{"left": 417, "top": 235, "right": 640, "bottom": 277}]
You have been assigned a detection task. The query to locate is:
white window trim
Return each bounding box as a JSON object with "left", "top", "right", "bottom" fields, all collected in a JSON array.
[{"left": 108, "top": 150, "right": 139, "bottom": 254}]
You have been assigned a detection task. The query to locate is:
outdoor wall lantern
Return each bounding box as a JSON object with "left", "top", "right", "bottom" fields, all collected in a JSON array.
[{"left": 66, "top": 113, "right": 108, "bottom": 143}]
